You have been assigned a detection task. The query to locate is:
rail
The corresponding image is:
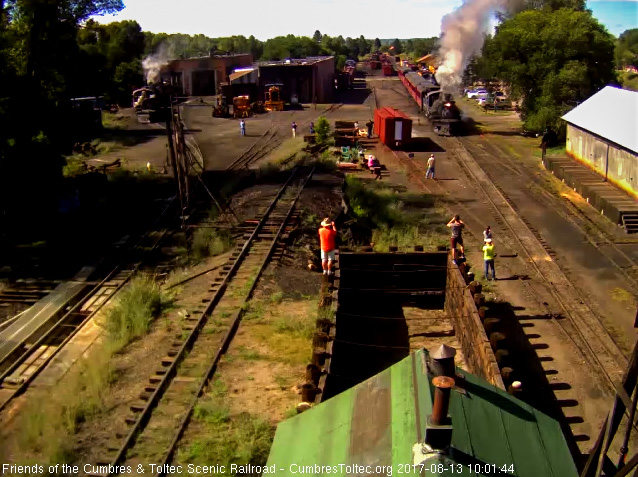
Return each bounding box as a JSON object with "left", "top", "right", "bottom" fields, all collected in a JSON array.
[
  {"left": 89, "top": 166, "right": 314, "bottom": 477},
  {"left": 0, "top": 196, "right": 178, "bottom": 413}
]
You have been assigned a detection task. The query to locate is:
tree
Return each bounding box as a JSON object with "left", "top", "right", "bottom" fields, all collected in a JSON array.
[
  {"left": 358, "top": 35, "right": 370, "bottom": 56},
  {"left": 314, "top": 116, "right": 331, "bottom": 145},
  {"left": 616, "top": 29, "right": 638, "bottom": 69},
  {"left": 391, "top": 39, "right": 402, "bottom": 54},
  {"left": 313, "top": 30, "right": 322, "bottom": 43},
  {"left": 373, "top": 38, "right": 381, "bottom": 51},
  {"left": 483, "top": 8, "right": 616, "bottom": 133}
]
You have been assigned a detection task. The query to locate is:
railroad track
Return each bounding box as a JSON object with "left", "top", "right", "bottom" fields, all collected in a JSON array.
[
  {"left": 225, "top": 103, "right": 344, "bottom": 171},
  {"left": 465, "top": 136, "right": 638, "bottom": 296},
  {"left": 86, "top": 166, "right": 314, "bottom": 477},
  {"left": 393, "top": 140, "right": 627, "bottom": 396},
  {"left": 0, "top": 197, "right": 178, "bottom": 413}
]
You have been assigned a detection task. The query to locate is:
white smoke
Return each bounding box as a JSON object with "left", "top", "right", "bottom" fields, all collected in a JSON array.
[
  {"left": 435, "top": 0, "right": 505, "bottom": 92},
  {"left": 142, "top": 42, "right": 176, "bottom": 84}
]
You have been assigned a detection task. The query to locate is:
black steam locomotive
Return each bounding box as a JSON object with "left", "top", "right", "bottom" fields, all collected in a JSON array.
[{"left": 428, "top": 93, "right": 463, "bottom": 136}]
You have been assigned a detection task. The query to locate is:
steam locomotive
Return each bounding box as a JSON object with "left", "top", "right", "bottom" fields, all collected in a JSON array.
[
  {"left": 397, "top": 66, "right": 463, "bottom": 136},
  {"left": 132, "top": 82, "right": 179, "bottom": 123}
]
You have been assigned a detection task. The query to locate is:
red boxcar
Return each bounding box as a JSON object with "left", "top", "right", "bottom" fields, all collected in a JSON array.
[
  {"left": 382, "top": 64, "right": 393, "bottom": 76},
  {"left": 374, "top": 107, "right": 412, "bottom": 149}
]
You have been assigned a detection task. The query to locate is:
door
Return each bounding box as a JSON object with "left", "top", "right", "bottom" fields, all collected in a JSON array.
[{"left": 395, "top": 119, "right": 403, "bottom": 141}]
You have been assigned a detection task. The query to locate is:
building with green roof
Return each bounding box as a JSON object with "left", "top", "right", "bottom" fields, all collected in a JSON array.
[{"left": 266, "top": 348, "right": 578, "bottom": 477}]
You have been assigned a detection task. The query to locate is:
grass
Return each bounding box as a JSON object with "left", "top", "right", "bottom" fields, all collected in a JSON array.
[
  {"left": 344, "top": 176, "right": 449, "bottom": 250},
  {"left": 13, "top": 345, "right": 113, "bottom": 467},
  {"left": 102, "top": 275, "right": 174, "bottom": 352},
  {"left": 619, "top": 71, "right": 638, "bottom": 92},
  {"left": 177, "top": 381, "right": 274, "bottom": 476},
  {"left": 9, "top": 274, "right": 174, "bottom": 466},
  {"left": 532, "top": 144, "right": 566, "bottom": 158},
  {"left": 191, "top": 228, "right": 233, "bottom": 261}
]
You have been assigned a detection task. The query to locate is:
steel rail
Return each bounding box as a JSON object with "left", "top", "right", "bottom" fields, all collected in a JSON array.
[
  {"left": 154, "top": 167, "right": 315, "bottom": 476},
  {"left": 470, "top": 136, "right": 638, "bottom": 296},
  {"left": 445, "top": 137, "right": 628, "bottom": 387},
  {"left": 102, "top": 167, "right": 303, "bottom": 475},
  {"left": 226, "top": 103, "right": 344, "bottom": 171},
  {"left": 0, "top": 197, "right": 178, "bottom": 412}
]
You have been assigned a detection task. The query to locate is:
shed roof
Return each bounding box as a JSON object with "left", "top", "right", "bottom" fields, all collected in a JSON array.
[
  {"left": 266, "top": 349, "right": 577, "bottom": 477},
  {"left": 561, "top": 86, "right": 638, "bottom": 154}
]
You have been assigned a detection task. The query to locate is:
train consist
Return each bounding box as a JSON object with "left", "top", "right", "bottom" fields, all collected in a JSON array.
[{"left": 397, "top": 66, "right": 463, "bottom": 136}]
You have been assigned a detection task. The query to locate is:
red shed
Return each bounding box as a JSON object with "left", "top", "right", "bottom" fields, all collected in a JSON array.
[{"left": 374, "top": 107, "right": 412, "bottom": 149}]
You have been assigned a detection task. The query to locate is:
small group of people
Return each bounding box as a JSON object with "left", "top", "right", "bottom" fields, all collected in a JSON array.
[{"left": 447, "top": 216, "right": 496, "bottom": 280}]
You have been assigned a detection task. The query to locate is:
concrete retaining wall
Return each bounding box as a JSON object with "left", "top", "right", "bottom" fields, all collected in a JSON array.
[
  {"left": 566, "top": 124, "right": 638, "bottom": 199},
  {"left": 444, "top": 254, "right": 505, "bottom": 390}
]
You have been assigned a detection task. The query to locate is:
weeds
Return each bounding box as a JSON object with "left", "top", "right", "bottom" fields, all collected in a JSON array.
[
  {"left": 270, "top": 291, "right": 284, "bottom": 304},
  {"left": 191, "top": 228, "right": 233, "bottom": 261},
  {"left": 102, "top": 275, "right": 173, "bottom": 352},
  {"left": 179, "top": 385, "right": 274, "bottom": 475},
  {"left": 344, "top": 176, "right": 448, "bottom": 249}
]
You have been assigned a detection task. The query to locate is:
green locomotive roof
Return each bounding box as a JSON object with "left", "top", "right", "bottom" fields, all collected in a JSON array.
[{"left": 266, "top": 349, "right": 577, "bottom": 477}]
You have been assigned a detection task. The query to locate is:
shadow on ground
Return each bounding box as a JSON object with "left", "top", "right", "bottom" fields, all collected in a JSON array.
[{"left": 486, "top": 300, "right": 586, "bottom": 467}]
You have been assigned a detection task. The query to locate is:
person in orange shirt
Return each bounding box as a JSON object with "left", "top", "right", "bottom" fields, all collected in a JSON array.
[{"left": 318, "top": 218, "right": 337, "bottom": 276}]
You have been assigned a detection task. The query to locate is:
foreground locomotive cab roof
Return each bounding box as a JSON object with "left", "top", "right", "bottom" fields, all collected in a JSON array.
[{"left": 266, "top": 348, "right": 578, "bottom": 477}]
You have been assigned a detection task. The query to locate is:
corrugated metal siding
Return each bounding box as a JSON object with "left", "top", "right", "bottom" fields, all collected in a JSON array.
[
  {"left": 566, "top": 124, "right": 638, "bottom": 199},
  {"left": 266, "top": 349, "right": 578, "bottom": 477}
]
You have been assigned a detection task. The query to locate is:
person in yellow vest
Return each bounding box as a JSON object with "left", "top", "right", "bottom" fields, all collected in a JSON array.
[{"left": 483, "top": 238, "right": 496, "bottom": 280}]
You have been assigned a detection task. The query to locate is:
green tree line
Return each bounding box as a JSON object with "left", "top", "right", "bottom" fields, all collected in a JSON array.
[{"left": 462, "top": 0, "right": 632, "bottom": 134}]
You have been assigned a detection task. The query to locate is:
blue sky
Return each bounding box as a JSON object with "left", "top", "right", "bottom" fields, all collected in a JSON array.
[
  {"left": 587, "top": 1, "right": 638, "bottom": 36},
  {"left": 94, "top": 0, "right": 637, "bottom": 40}
]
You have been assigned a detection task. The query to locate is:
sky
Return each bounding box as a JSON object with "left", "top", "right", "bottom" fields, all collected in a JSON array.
[{"left": 94, "top": 0, "right": 637, "bottom": 40}]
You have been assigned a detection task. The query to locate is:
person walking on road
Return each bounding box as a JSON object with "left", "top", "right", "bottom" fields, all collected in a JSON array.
[
  {"left": 483, "top": 225, "right": 492, "bottom": 241},
  {"left": 426, "top": 154, "right": 435, "bottom": 179},
  {"left": 239, "top": 119, "right": 246, "bottom": 136},
  {"left": 292, "top": 121, "right": 298, "bottom": 138},
  {"left": 447, "top": 215, "right": 465, "bottom": 264},
  {"left": 483, "top": 238, "right": 496, "bottom": 280},
  {"left": 366, "top": 119, "right": 374, "bottom": 138},
  {"left": 318, "top": 218, "right": 337, "bottom": 276},
  {"left": 309, "top": 121, "right": 315, "bottom": 134}
]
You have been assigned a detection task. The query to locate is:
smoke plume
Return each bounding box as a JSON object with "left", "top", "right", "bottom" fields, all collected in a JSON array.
[
  {"left": 142, "top": 42, "right": 176, "bottom": 84},
  {"left": 435, "top": 0, "right": 505, "bottom": 91}
]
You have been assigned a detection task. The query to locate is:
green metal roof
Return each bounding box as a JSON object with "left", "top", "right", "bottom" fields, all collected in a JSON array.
[{"left": 266, "top": 349, "right": 578, "bottom": 477}]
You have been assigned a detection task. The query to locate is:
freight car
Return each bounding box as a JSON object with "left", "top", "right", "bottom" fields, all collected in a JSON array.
[{"left": 382, "top": 63, "right": 394, "bottom": 76}]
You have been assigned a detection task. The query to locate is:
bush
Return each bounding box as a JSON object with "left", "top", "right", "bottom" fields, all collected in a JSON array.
[
  {"left": 103, "top": 275, "right": 172, "bottom": 351},
  {"left": 314, "top": 116, "right": 331, "bottom": 145},
  {"left": 192, "top": 228, "right": 233, "bottom": 260}
]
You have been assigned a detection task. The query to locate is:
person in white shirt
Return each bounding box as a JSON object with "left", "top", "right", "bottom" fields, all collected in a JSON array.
[{"left": 426, "top": 154, "right": 435, "bottom": 179}]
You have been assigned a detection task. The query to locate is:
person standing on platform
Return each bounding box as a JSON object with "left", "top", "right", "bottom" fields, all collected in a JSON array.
[
  {"left": 318, "top": 218, "right": 337, "bottom": 276},
  {"left": 239, "top": 119, "right": 246, "bottom": 136},
  {"left": 483, "top": 238, "right": 496, "bottom": 280},
  {"left": 447, "top": 215, "right": 465, "bottom": 264},
  {"left": 292, "top": 121, "right": 298, "bottom": 138}
]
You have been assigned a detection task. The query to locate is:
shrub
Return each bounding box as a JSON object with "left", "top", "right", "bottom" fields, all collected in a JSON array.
[
  {"left": 314, "top": 116, "right": 331, "bottom": 145},
  {"left": 103, "top": 275, "right": 172, "bottom": 351}
]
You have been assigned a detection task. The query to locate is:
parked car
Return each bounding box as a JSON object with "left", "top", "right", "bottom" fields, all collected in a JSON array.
[
  {"left": 495, "top": 98, "right": 513, "bottom": 109},
  {"left": 494, "top": 91, "right": 506, "bottom": 98},
  {"left": 478, "top": 96, "right": 495, "bottom": 106},
  {"left": 467, "top": 89, "right": 487, "bottom": 99}
]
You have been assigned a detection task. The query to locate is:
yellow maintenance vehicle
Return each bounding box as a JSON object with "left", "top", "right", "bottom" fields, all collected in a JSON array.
[
  {"left": 264, "top": 85, "right": 284, "bottom": 111},
  {"left": 233, "top": 95, "right": 251, "bottom": 118}
]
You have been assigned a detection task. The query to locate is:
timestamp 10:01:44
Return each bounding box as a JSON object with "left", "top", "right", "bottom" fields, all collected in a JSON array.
[{"left": 402, "top": 463, "right": 515, "bottom": 474}]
